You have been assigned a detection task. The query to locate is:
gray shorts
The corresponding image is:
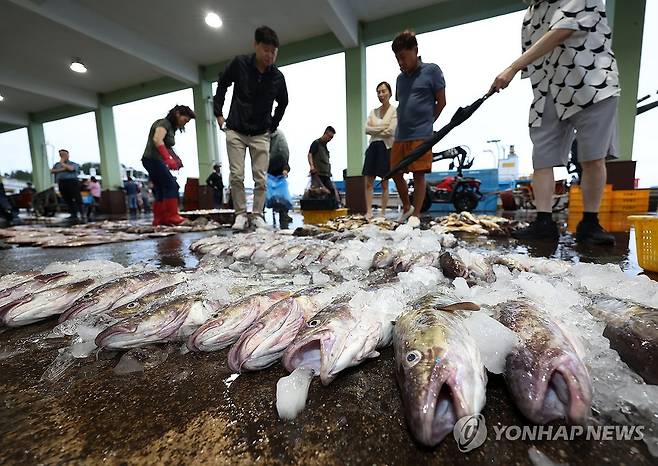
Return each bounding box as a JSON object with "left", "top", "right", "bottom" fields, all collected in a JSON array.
[{"left": 530, "top": 94, "right": 619, "bottom": 170}]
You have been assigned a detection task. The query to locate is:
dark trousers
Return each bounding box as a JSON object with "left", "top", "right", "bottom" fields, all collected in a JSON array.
[
  {"left": 58, "top": 179, "right": 83, "bottom": 217},
  {"left": 212, "top": 188, "right": 223, "bottom": 209},
  {"left": 142, "top": 158, "right": 179, "bottom": 201}
]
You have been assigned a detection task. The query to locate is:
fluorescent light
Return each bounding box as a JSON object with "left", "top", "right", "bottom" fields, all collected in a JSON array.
[
  {"left": 70, "top": 59, "right": 87, "bottom": 73},
  {"left": 205, "top": 12, "right": 222, "bottom": 28}
]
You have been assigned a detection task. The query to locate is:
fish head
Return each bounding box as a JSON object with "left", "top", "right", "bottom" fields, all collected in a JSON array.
[
  {"left": 228, "top": 296, "right": 303, "bottom": 372},
  {"left": 439, "top": 251, "right": 467, "bottom": 279},
  {"left": 394, "top": 309, "right": 486, "bottom": 447},
  {"left": 187, "top": 290, "right": 291, "bottom": 352},
  {"left": 372, "top": 247, "right": 395, "bottom": 269},
  {"left": 282, "top": 303, "right": 380, "bottom": 385},
  {"left": 96, "top": 296, "right": 196, "bottom": 349},
  {"left": 505, "top": 345, "right": 592, "bottom": 425}
]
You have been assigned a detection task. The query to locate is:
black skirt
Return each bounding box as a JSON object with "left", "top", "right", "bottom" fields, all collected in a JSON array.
[{"left": 362, "top": 140, "right": 390, "bottom": 177}]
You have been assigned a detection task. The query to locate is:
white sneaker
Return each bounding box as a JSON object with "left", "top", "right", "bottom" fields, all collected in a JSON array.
[
  {"left": 396, "top": 206, "right": 415, "bottom": 223},
  {"left": 232, "top": 214, "right": 249, "bottom": 231},
  {"left": 251, "top": 215, "right": 267, "bottom": 229},
  {"left": 407, "top": 215, "right": 421, "bottom": 228}
]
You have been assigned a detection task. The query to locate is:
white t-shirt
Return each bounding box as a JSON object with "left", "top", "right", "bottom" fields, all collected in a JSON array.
[
  {"left": 521, "top": 0, "right": 620, "bottom": 127},
  {"left": 365, "top": 105, "right": 397, "bottom": 149}
]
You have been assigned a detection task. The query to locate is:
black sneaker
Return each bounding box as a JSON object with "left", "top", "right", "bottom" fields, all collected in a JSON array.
[
  {"left": 512, "top": 219, "right": 560, "bottom": 240},
  {"left": 575, "top": 221, "right": 615, "bottom": 246}
]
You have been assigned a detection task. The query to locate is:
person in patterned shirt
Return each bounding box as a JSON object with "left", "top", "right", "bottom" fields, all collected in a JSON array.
[{"left": 491, "top": 0, "right": 618, "bottom": 246}]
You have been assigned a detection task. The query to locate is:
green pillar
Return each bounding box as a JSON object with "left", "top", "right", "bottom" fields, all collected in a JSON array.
[
  {"left": 344, "top": 40, "right": 367, "bottom": 177},
  {"left": 27, "top": 121, "right": 51, "bottom": 192},
  {"left": 95, "top": 105, "right": 123, "bottom": 189},
  {"left": 609, "top": 0, "right": 646, "bottom": 161},
  {"left": 193, "top": 80, "right": 220, "bottom": 185}
]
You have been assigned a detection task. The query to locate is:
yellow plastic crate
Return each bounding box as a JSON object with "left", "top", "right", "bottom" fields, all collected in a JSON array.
[
  {"left": 569, "top": 185, "right": 613, "bottom": 213},
  {"left": 302, "top": 208, "right": 348, "bottom": 225},
  {"left": 611, "top": 190, "right": 650, "bottom": 213},
  {"left": 628, "top": 215, "right": 658, "bottom": 272}
]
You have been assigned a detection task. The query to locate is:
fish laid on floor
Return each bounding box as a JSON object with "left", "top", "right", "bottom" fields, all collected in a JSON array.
[
  {"left": 187, "top": 289, "right": 293, "bottom": 352},
  {"left": 58, "top": 271, "right": 186, "bottom": 323},
  {"left": 228, "top": 287, "right": 327, "bottom": 372},
  {"left": 95, "top": 292, "right": 224, "bottom": 350},
  {"left": 591, "top": 298, "right": 658, "bottom": 385},
  {"left": 492, "top": 300, "right": 592, "bottom": 425},
  {"left": 393, "top": 301, "right": 486, "bottom": 447}
]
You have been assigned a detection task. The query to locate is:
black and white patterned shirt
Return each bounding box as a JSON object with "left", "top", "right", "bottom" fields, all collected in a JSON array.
[{"left": 521, "top": 0, "right": 620, "bottom": 127}]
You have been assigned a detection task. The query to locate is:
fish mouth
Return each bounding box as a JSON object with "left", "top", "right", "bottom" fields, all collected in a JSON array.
[
  {"left": 187, "top": 318, "right": 226, "bottom": 352},
  {"left": 58, "top": 299, "right": 99, "bottom": 323},
  {"left": 282, "top": 331, "right": 335, "bottom": 384},
  {"left": 404, "top": 363, "right": 462, "bottom": 447},
  {"left": 227, "top": 322, "right": 265, "bottom": 372},
  {"left": 539, "top": 358, "right": 592, "bottom": 425},
  {"left": 508, "top": 353, "right": 592, "bottom": 425},
  {"left": 95, "top": 323, "right": 139, "bottom": 349},
  {"left": 0, "top": 295, "right": 34, "bottom": 326}
]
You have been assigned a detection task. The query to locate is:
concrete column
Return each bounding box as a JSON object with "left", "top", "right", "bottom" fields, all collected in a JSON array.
[
  {"left": 193, "top": 80, "right": 220, "bottom": 185},
  {"left": 344, "top": 40, "right": 367, "bottom": 177},
  {"left": 27, "top": 121, "right": 51, "bottom": 192},
  {"left": 94, "top": 105, "right": 123, "bottom": 189},
  {"left": 609, "top": 0, "right": 646, "bottom": 161}
]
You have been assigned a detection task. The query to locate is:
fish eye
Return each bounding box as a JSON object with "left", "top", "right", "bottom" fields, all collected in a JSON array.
[
  {"left": 308, "top": 319, "right": 320, "bottom": 328},
  {"left": 127, "top": 302, "right": 138, "bottom": 309},
  {"left": 405, "top": 350, "right": 422, "bottom": 367}
]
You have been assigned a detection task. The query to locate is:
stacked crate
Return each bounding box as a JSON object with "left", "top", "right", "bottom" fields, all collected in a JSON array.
[{"left": 568, "top": 185, "right": 650, "bottom": 214}]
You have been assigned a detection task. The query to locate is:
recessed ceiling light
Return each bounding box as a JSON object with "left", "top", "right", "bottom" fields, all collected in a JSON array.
[
  {"left": 70, "top": 59, "right": 87, "bottom": 73},
  {"left": 205, "top": 12, "right": 222, "bottom": 28},
  {"left": 0, "top": 94, "right": 4, "bottom": 102}
]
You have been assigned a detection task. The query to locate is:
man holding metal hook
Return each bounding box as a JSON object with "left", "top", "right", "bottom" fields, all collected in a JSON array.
[
  {"left": 491, "top": 0, "right": 619, "bottom": 246},
  {"left": 214, "top": 26, "right": 289, "bottom": 231}
]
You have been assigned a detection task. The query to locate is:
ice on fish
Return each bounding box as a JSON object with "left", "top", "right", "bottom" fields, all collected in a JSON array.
[
  {"left": 276, "top": 367, "right": 315, "bottom": 420},
  {"left": 452, "top": 277, "right": 472, "bottom": 298},
  {"left": 293, "top": 274, "right": 310, "bottom": 286},
  {"left": 312, "top": 272, "right": 330, "bottom": 285},
  {"left": 463, "top": 311, "right": 520, "bottom": 374}
]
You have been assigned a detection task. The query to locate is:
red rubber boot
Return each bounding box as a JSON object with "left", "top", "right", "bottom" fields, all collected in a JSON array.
[
  {"left": 151, "top": 200, "right": 164, "bottom": 226},
  {"left": 162, "top": 198, "right": 185, "bottom": 225}
]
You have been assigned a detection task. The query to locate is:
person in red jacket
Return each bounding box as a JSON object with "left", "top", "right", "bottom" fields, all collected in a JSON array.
[{"left": 141, "top": 105, "right": 195, "bottom": 225}]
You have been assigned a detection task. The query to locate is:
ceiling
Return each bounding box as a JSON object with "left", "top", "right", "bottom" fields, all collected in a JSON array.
[{"left": 0, "top": 0, "right": 464, "bottom": 126}]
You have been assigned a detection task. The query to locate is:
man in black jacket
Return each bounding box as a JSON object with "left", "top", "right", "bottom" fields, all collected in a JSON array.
[
  {"left": 214, "top": 26, "right": 289, "bottom": 230},
  {"left": 206, "top": 164, "right": 224, "bottom": 209}
]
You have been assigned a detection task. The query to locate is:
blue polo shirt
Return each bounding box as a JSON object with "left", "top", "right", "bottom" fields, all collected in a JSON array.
[
  {"left": 52, "top": 161, "right": 80, "bottom": 182},
  {"left": 395, "top": 61, "right": 446, "bottom": 141}
]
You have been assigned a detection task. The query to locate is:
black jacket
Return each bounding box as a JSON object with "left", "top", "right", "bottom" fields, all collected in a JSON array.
[
  {"left": 206, "top": 172, "right": 223, "bottom": 192},
  {"left": 213, "top": 54, "right": 288, "bottom": 136}
]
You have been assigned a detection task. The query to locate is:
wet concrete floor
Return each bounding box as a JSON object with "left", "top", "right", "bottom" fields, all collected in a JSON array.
[{"left": 0, "top": 212, "right": 655, "bottom": 465}]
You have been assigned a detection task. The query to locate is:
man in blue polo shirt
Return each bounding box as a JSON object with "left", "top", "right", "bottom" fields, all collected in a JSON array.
[
  {"left": 51, "top": 149, "right": 83, "bottom": 221},
  {"left": 390, "top": 30, "right": 446, "bottom": 227}
]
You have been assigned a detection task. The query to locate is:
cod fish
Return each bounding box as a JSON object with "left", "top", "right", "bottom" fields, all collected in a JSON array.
[
  {"left": 228, "top": 287, "right": 324, "bottom": 372},
  {"left": 493, "top": 300, "right": 592, "bottom": 425},
  {"left": 58, "top": 271, "right": 185, "bottom": 323},
  {"left": 0, "top": 271, "right": 71, "bottom": 307},
  {"left": 96, "top": 292, "right": 224, "bottom": 350},
  {"left": 591, "top": 298, "right": 658, "bottom": 385},
  {"left": 282, "top": 297, "right": 387, "bottom": 385},
  {"left": 187, "top": 290, "right": 292, "bottom": 352},
  {"left": 1, "top": 276, "right": 113, "bottom": 327},
  {"left": 393, "top": 303, "right": 486, "bottom": 447}
]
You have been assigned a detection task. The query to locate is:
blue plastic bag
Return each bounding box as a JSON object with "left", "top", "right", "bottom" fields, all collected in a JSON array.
[{"left": 266, "top": 174, "right": 293, "bottom": 210}]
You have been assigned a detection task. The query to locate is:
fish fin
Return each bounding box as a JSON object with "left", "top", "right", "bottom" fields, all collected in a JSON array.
[
  {"left": 368, "top": 350, "right": 380, "bottom": 359},
  {"left": 436, "top": 302, "right": 481, "bottom": 312}
]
